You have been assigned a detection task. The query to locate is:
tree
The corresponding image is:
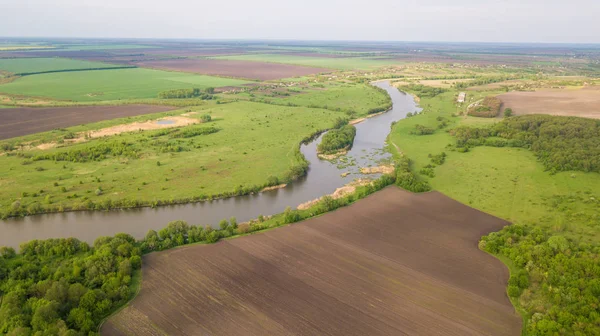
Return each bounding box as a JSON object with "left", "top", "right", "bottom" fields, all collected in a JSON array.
[{"left": 504, "top": 108, "right": 513, "bottom": 117}]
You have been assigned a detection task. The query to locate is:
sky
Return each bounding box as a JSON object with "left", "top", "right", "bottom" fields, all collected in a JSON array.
[{"left": 1, "top": 0, "right": 600, "bottom": 43}]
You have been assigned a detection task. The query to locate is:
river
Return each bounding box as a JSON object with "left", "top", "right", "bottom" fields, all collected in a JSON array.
[{"left": 0, "top": 81, "right": 420, "bottom": 249}]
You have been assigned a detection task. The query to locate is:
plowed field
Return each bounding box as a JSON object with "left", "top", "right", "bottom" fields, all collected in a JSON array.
[
  {"left": 102, "top": 187, "right": 521, "bottom": 336},
  {"left": 497, "top": 87, "right": 600, "bottom": 119},
  {"left": 134, "top": 58, "right": 331, "bottom": 80},
  {"left": 0, "top": 105, "right": 174, "bottom": 139}
]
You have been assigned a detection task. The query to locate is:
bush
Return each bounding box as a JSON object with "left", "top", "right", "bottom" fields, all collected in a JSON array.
[
  {"left": 410, "top": 124, "right": 435, "bottom": 135},
  {"left": 504, "top": 108, "right": 513, "bottom": 117},
  {"left": 158, "top": 88, "right": 213, "bottom": 99},
  {"left": 200, "top": 114, "right": 212, "bottom": 122}
]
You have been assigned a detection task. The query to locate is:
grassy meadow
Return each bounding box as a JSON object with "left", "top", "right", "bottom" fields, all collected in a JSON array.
[
  {"left": 0, "top": 101, "right": 344, "bottom": 216},
  {"left": 0, "top": 68, "right": 251, "bottom": 101}
]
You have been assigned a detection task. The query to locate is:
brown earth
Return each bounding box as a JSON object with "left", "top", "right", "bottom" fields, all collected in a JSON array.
[
  {"left": 102, "top": 187, "right": 521, "bottom": 336},
  {"left": 132, "top": 58, "right": 331, "bottom": 80},
  {"left": 0, "top": 105, "right": 174, "bottom": 140},
  {"left": 497, "top": 86, "right": 600, "bottom": 119}
]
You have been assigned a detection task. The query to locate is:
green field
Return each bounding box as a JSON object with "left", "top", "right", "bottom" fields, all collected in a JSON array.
[
  {"left": 0, "top": 101, "right": 344, "bottom": 216},
  {"left": 0, "top": 57, "right": 125, "bottom": 75},
  {"left": 226, "top": 82, "right": 391, "bottom": 116},
  {"left": 0, "top": 68, "right": 251, "bottom": 101},
  {"left": 280, "top": 84, "right": 390, "bottom": 113},
  {"left": 210, "top": 54, "right": 399, "bottom": 70}
]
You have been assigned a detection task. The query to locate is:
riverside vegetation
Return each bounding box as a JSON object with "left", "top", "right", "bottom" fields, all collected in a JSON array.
[{"left": 0, "top": 171, "right": 400, "bottom": 335}]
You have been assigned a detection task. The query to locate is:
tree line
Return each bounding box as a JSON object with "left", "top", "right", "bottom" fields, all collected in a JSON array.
[
  {"left": 480, "top": 224, "right": 600, "bottom": 335},
  {"left": 451, "top": 115, "right": 600, "bottom": 173}
]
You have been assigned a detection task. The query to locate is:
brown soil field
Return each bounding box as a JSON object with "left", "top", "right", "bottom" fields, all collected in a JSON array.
[
  {"left": 133, "top": 58, "right": 331, "bottom": 80},
  {"left": 141, "top": 48, "right": 256, "bottom": 57},
  {"left": 0, "top": 105, "right": 174, "bottom": 140},
  {"left": 102, "top": 187, "right": 521, "bottom": 336},
  {"left": 497, "top": 87, "right": 600, "bottom": 119}
]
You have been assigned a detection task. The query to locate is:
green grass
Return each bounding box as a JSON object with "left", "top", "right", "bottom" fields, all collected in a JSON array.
[
  {"left": 279, "top": 84, "right": 390, "bottom": 115},
  {"left": 210, "top": 54, "right": 399, "bottom": 70},
  {"left": 0, "top": 58, "right": 125, "bottom": 75},
  {"left": 390, "top": 89, "right": 600, "bottom": 241},
  {"left": 434, "top": 147, "right": 600, "bottom": 241},
  {"left": 0, "top": 101, "right": 344, "bottom": 213},
  {"left": 0, "top": 68, "right": 251, "bottom": 101}
]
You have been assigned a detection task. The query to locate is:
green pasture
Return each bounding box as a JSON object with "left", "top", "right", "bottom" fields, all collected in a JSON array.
[
  {"left": 280, "top": 83, "right": 390, "bottom": 115},
  {"left": 0, "top": 68, "right": 251, "bottom": 101}
]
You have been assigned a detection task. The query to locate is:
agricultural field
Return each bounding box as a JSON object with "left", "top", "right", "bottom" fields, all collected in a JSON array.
[
  {"left": 0, "top": 68, "right": 251, "bottom": 101},
  {"left": 497, "top": 86, "right": 600, "bottom": 119},
  {"left": 102, "top": 187, "right": 521, "bottom": 336},
  {"left": 0, "top": 105, "right": 175, "bottom": 140},
  {"left": 210, "top": 53, "right": 400, "bottom": 70},
  {"left": 0, "top": 57, "right": 127, "bottom": 75},
  {"left": 130, "top": 58, "right": 331, "bottom": 80}
]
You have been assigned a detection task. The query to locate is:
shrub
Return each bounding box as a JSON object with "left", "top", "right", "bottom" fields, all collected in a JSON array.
[
  {"left": 200, "top": 114, "right": 212, "bottom": 122},
  {"left": 410, "top": 124, "right": 435, "bottom": 135}
]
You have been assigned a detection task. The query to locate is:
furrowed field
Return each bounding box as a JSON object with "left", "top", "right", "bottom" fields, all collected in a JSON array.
[
  {"left": 102, "top": 188, "right": 521, "bottom": 336},
  {"left": 0, "top": 68, "right": 251, "bottom": 101}
]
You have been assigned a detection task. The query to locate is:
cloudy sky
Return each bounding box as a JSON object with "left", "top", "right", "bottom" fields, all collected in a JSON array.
[{"left": 1, "top": 0, "right": 599, "bottom": 43}]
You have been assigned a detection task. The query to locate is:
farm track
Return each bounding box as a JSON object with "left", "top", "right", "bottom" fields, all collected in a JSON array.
[
  {"left": 102, "top": 187, "right": 521, "bottom": 336},
  {"left": 0, "top": 105, "right": 175, "bottom": 140}
]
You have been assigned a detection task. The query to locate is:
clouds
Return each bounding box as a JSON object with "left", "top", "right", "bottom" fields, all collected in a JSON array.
[{"left": 1, "top": 0, "right": 599, "bottom": 42}]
